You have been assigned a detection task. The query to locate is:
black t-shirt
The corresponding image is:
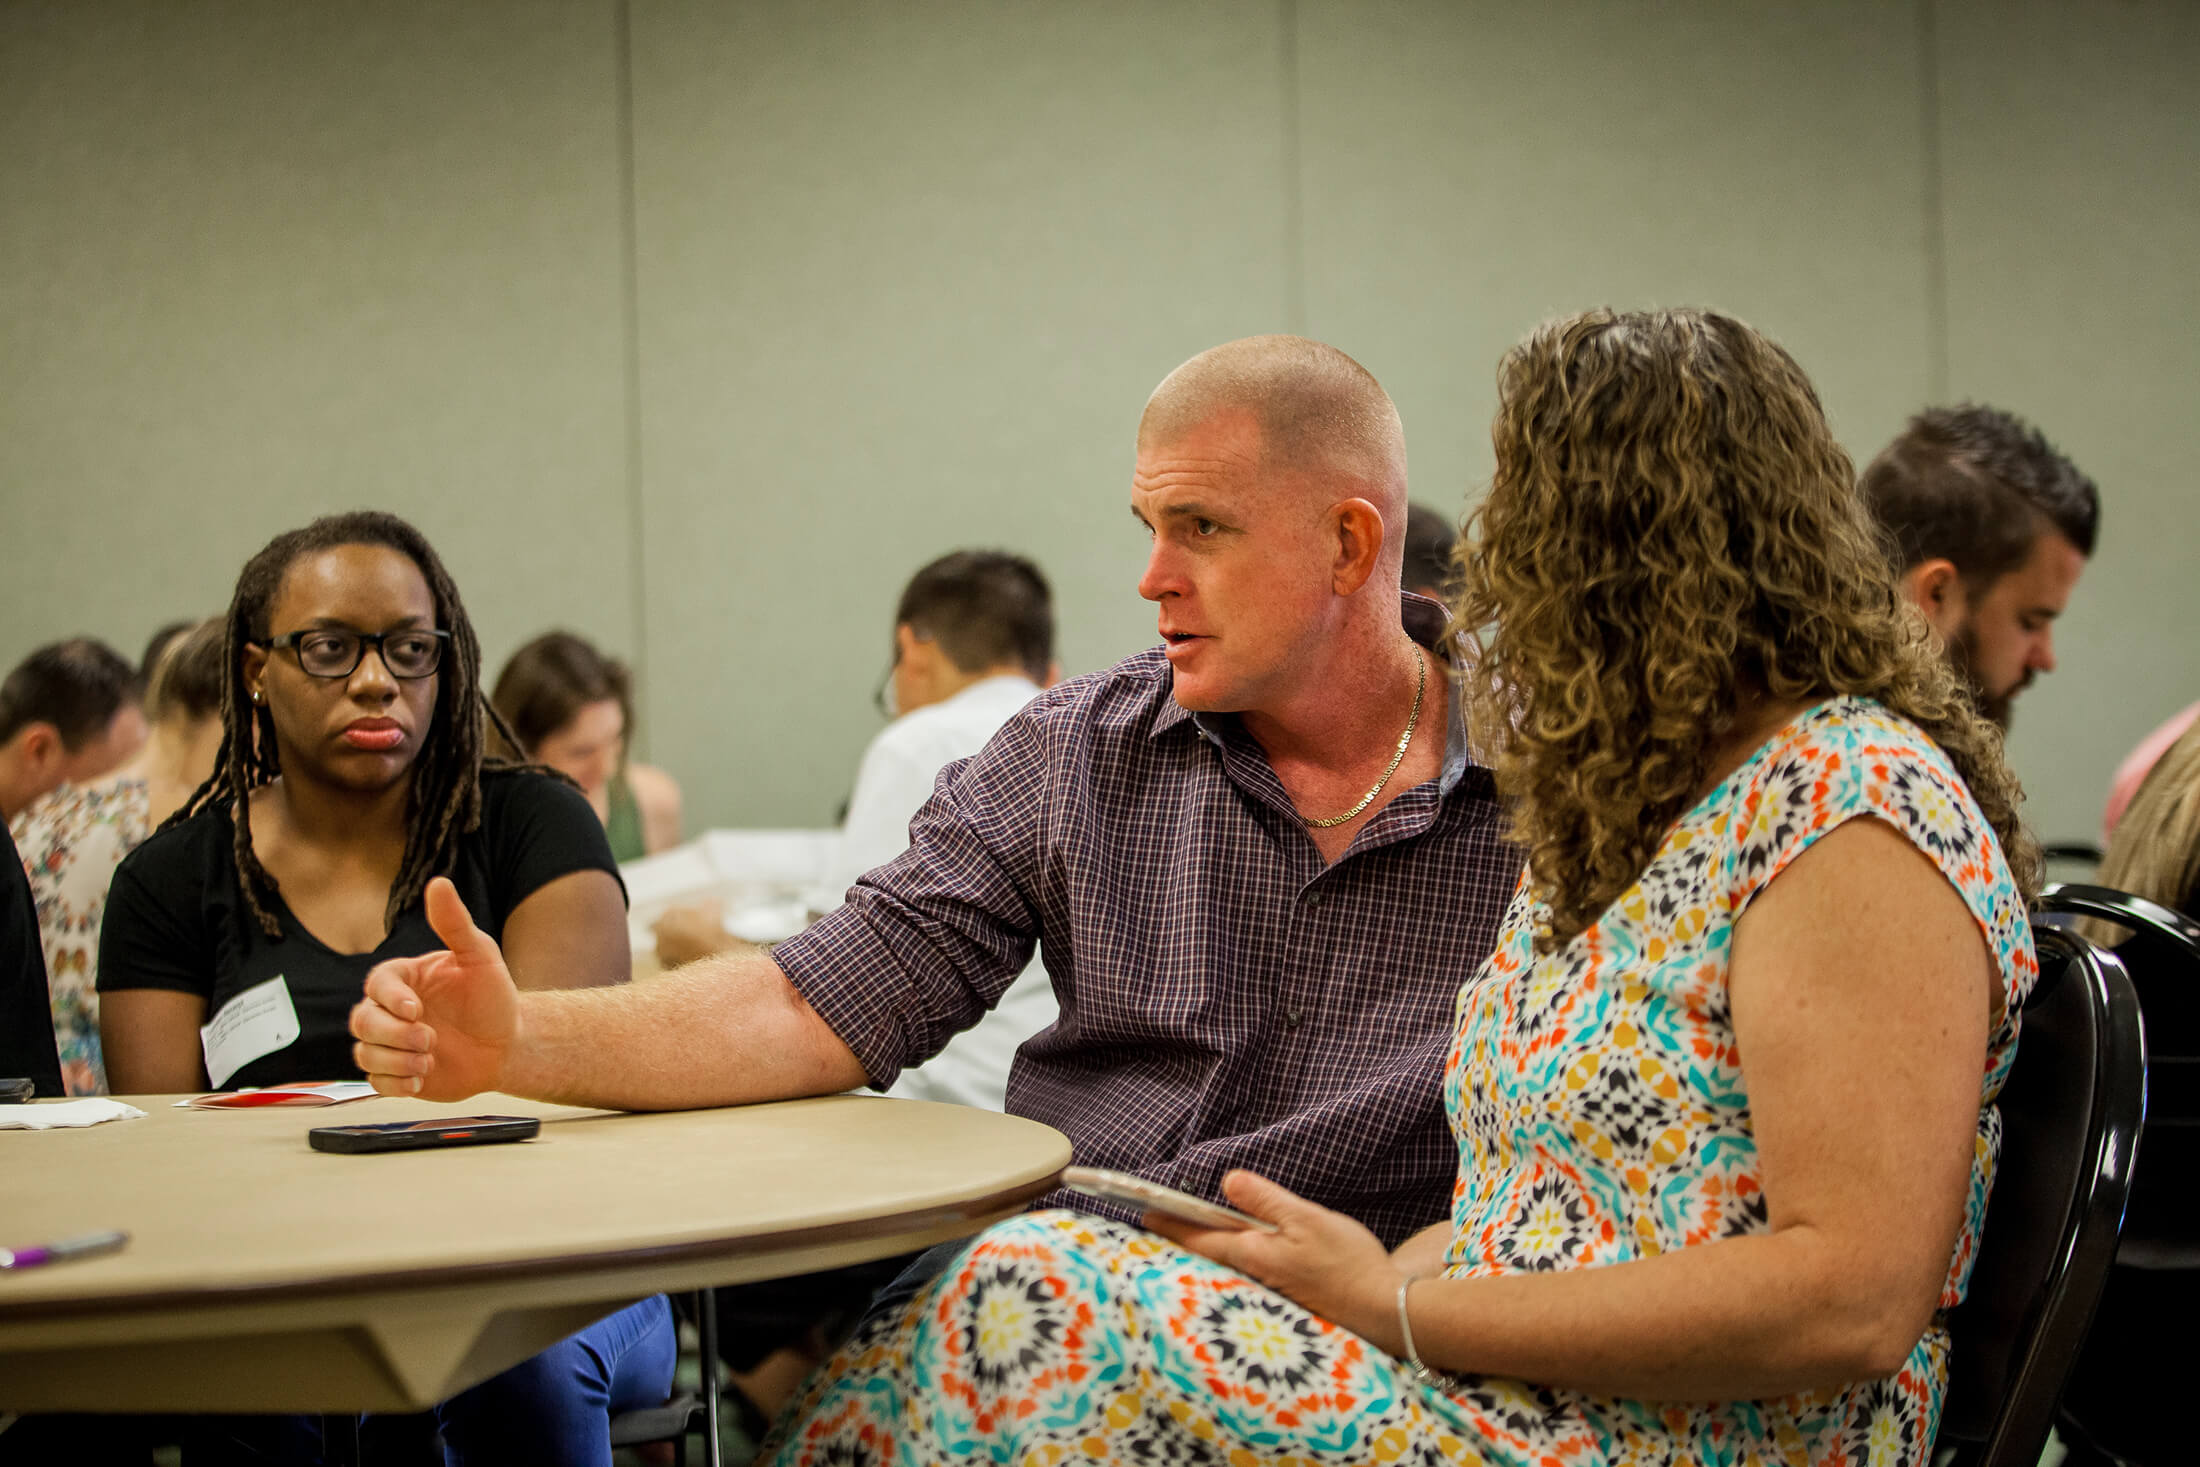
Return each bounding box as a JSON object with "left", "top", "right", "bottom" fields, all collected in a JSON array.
[
  {"left": 2, "top": 821, "right": 65, "bottom": 1096},
  {"left": 98, "top": 769, "right": 623, "bottom": 1091}
]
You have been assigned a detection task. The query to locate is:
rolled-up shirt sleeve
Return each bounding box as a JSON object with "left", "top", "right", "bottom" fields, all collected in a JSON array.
[{"left": 773, "top": 709, "right": 1050, "bottom": 1090}]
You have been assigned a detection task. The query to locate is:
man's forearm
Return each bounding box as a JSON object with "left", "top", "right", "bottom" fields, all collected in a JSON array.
[{"left": 498, "top": 951, "right": 870, "bottom": 1110}]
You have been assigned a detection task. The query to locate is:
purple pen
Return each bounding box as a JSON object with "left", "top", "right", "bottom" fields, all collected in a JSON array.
[{"left": 0, "top": 1230, "right": 129, "bottom": 1270}]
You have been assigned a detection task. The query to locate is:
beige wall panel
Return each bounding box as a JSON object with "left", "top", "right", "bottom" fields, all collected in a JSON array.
[
  {"left": 1938, "top": 0, "right": 2200, "bottom": 844},
  {"left": 7, "top": 0, "right": 2186, "bottom": 856},
  {"left": 628, "top": 1, "right": 1291, "bottom": 826},
  {"left": 1295, "top": 0, "right": 1932, "bottom": 529},
  {"left": 0, "top": 2, "right": 635, "bottom": 686}
]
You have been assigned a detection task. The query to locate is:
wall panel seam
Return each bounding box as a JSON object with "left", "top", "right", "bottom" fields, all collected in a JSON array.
[
  {"left": 1917, "top": 0, "right": 1951, "bottom": 402},
  {"left": 1280, "top": 0, "right": 1306, "bottom": 336},
  {"left": 614, "top": 0, "right": 653, "bottom": 751}
]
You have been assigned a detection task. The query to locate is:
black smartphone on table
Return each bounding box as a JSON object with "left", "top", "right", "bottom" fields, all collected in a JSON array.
[
  {"left": 309, "top": 1115, "right": 540, "bottom": 1154},
  {"left": 0, "top": 1078, "right": 36, "bottom": 1104}
]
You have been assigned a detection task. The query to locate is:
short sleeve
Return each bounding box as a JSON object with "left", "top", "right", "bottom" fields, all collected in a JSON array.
[
  {"left": 1725, "top": 704, "right": 2037, "bottom": 1015},
  {"left": 97, "top": 827, "right": 217, "bottom": 999},
  {"left": 479, "top": 771, "right": 626, "bottom": 924},
  {"left": 775, "top": 711, "right": 1050, "bottom": 1090}
]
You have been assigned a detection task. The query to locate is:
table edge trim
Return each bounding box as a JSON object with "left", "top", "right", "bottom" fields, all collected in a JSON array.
[{"left": 0, "top": 1172, "right": 1064, "bottom": 1323}]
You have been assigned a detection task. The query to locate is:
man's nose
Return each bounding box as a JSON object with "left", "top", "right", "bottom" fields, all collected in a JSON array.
[
  {"left": 2032, "top": 629, "right": 2057, "bottom": 674},
  {"left": 1138, "top": 543, "right": 1178, "bottom": 602}
]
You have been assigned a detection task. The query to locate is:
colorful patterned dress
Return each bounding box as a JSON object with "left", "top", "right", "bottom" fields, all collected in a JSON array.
[
  {"left": 10, "top": 777, "right": 153, "bottom": 1096},
  {"left": 764, "top": 697, "right": 2036, "bottom": 1466}
]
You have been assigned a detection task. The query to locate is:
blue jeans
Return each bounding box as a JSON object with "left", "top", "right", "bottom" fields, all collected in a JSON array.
[
  {"left": 175, "top": 1294, "right": 676, "bottom": 1467},
  {"left": 435, "top": 1293, "right": 677, "bottom": 1467}
]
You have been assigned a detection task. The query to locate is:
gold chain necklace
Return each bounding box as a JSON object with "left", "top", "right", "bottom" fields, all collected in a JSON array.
[{"left": 1303, "top": 650, "right": 1427, "bottom": 828}]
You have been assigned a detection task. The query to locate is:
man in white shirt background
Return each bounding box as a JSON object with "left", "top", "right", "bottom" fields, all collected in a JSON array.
[
  {"left": 650, "top": 549, "right": 1061, "bottom": 1424},
  {"left": 828, "top": 549, "right": 1060, "bottom": 1107},
  {"left": 653, "top": 548, "right": 1060, "bottom": 1108}
]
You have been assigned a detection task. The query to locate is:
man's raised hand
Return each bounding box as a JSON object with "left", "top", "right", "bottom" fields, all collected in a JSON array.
[{"left": 349, "top": 876, "right": 521, "bottom": 1100}]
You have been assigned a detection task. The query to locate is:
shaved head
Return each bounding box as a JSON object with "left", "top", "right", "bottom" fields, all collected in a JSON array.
[
  {"left": 1132, "top": 336, "right": 1419, "bottom": 718},
  {"left": 1140, "top": 335, "right": 1407, "bottom": 507}
]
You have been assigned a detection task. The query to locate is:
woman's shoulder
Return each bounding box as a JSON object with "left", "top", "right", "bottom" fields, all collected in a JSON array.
[
  {"left": 1802, "top": 693, "right": 1948, "bottom": 749},
  {"left": 475, "top": 766, "right": 613, "bottom": 852},
  {"left": 1751, "top": 695, "right": 1967, "bottom": 802},
  {"left": 9, "top": 786, "right": 84, "bottom": 868},
  {"left": 470, "top": 765, "right": 622, "bottom": 913},
  {"left": 479, "top": 764, "right": 589, "bottom": 814},
  {"left": 106, "top": 800, "right": 239, "bottom": 939},
  {"left": 623, "top": 761, "right": 680, "bottom": 813},
  {"left": 1731, "top": 695, "right": 2012, "bottom": 896},
  {"left": 15, "top": 776, "right": 142, "bottom": 846},
  {"left": 1745, "top": 695, "right": 2036, "bottom": 1001},
  {"left": 623, "top": 762, "right": 682, "bottom": 853},
  {"left": 120, "top": 798, "right": 235, "bottom": 876}
]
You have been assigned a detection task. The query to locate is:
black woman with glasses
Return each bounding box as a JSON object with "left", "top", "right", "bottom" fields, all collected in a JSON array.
[{"left": 95, "top": 510, "right": 673, "bottom": 1467}]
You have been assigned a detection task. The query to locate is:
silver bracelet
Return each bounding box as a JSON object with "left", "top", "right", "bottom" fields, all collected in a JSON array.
[{"left": 1395, "top": 1275, "right": 1443, "bottom": 1386}]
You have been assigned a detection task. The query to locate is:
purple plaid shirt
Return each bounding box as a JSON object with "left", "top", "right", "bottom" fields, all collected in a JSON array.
[{"left": 774, "top": 595, "right": 1518, "bottom": 1245}]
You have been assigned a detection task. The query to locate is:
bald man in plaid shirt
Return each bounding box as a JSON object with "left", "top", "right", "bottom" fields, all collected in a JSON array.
[{"left": 354, "top": 335, "right": 1517, "bottom": 1247}]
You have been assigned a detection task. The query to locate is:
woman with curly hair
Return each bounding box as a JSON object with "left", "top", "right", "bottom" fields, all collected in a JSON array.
[{"left": 759, "top": 309, "right": 2039, "bottom": 1467}]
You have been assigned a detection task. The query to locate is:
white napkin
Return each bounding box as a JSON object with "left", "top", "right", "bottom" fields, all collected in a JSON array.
[{"left": 0, "top": 1099, "right": 148, "bottom": 1131}]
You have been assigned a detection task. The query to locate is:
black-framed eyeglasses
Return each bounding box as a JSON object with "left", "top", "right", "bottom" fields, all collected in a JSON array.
[{"left": 261, "top": 627, "right": 450, "bottom": 680}]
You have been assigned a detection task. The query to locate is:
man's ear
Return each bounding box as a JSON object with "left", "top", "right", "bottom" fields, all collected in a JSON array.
[
  {"left": 14, "top": 722, "right": 62, "bottom": 777},
  {"left": 1901, "top": 559, "right": 1967, "bottom": 641},
  {"left": 1330, "top": 498, "right": 1387, "bottom": 597},
  {"left": 894, "top": 623, "right": 946, "bottom": 705}
]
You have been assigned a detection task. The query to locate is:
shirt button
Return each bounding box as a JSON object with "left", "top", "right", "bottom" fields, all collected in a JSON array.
[
  {"left": 1303, "top": 890, "right": 1323, "bottom": 908},
  {"left": 1284, "top": 1008, "right": 1304, "bottom": 1029}
]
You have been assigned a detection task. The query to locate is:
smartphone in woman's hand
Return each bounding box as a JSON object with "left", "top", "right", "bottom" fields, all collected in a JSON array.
[{"left": 1061, "top": 1165, "right": 1278, "bottom": 1232}]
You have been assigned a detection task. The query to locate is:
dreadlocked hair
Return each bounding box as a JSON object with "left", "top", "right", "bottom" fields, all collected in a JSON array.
[
  {"left": 171, "top": 510, "right": 532, "bottom": 938},
  {"left": 1453, "top": 308, "right": 2040, "bottom": 953}
]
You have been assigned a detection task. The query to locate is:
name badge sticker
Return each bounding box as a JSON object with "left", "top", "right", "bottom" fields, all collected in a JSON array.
[{"left": 200, "top": 975, "right": 302, "bottom": 1088}]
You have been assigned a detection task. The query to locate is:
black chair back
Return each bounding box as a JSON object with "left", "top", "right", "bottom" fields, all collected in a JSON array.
[
  {"left": 2036, "top": 883, "right": 2200, "bottom": 1157},
  {"left": 2033, "top": 884, "right": 2200, "bottom": 1465},
  {"left": 1937, "top": 926, "right": 2145, "bottom": 1467}
]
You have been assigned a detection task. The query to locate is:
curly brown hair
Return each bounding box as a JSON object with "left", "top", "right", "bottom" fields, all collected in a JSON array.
[{"left": 1454, "top": 307, "right": 2040, "bottom": 950}]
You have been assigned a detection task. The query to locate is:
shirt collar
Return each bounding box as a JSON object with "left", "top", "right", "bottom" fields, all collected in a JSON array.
[{"left": 941, "top": 673, "right": 1041, "bottom": 709}]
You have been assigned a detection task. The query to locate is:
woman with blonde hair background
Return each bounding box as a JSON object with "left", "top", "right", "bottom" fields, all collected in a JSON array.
[
  {"left": 2096, "top": 714, "right": 2200, "bottom": 919},
  {"left": 760, "top": 308, "right": 2038, "bottom": 1466}
]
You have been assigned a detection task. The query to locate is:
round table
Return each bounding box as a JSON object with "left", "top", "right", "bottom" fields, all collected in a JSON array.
[{"left": 0, "top": 1092, "right": 1069, "bottom": 1412}]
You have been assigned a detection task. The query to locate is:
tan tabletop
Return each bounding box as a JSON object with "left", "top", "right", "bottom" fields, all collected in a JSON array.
[{"left": 0, "top": 1092, "right": 1069, "bottom": 1413}]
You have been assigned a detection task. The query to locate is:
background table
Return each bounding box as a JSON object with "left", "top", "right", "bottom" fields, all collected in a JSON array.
[{"left": 0, "top": 1092, "right": 1069, "bottom": 1412}]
